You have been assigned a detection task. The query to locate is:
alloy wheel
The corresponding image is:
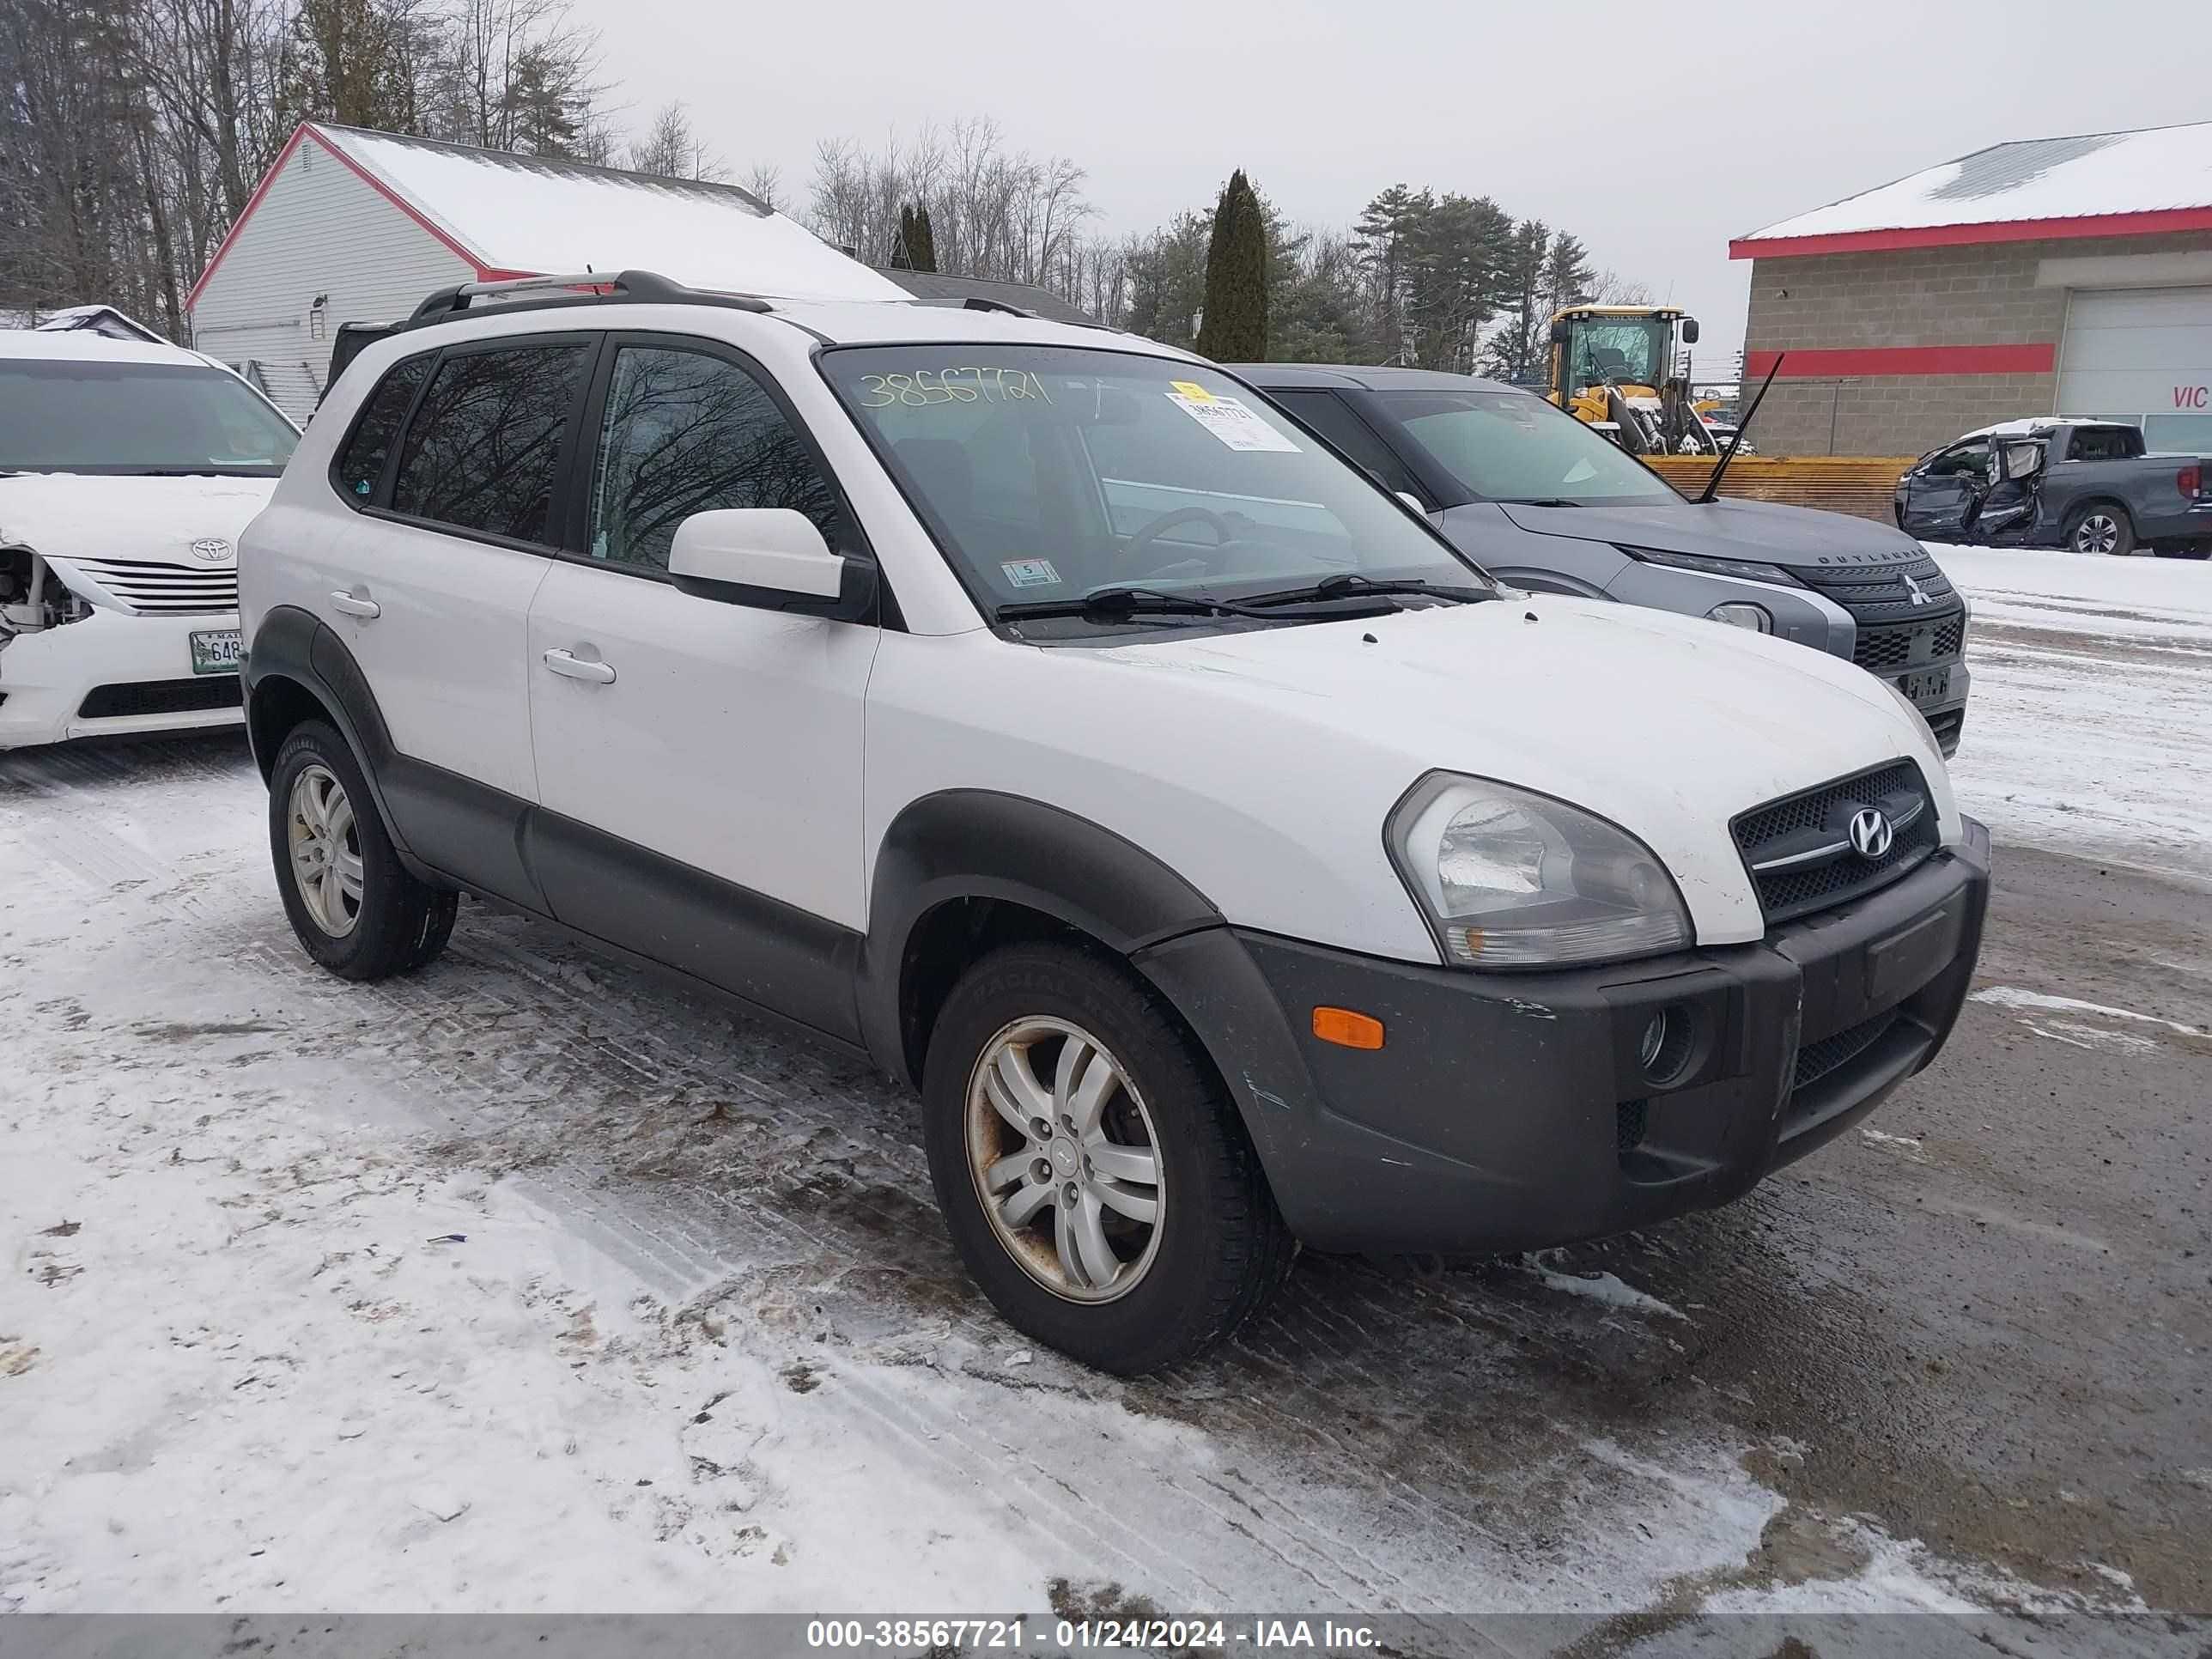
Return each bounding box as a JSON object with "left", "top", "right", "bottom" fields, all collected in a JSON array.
[
  {"left": 2074, "top": 514, "right": 2121, "bottom": 555},
  {"left": 964, "top": 1016, "right": 1164, "bottom": 1304},
  {"left": 287, "top": 763, "right": 363, "bottom": 937}
]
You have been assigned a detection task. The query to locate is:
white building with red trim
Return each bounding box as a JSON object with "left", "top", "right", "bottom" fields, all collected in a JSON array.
[
  {"left": 188, "top": 124, "right": 901, "bottom": 420},
  {"left": 1732, "top": 120, "right": 2212, "bottom": 457}
]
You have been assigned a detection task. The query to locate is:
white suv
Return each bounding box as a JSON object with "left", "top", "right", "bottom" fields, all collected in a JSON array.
[
  {"left": 240, "top": 271, "right": 1990, "bottom": 1373},
  {"left": 2, "top": 330, "right": 299, "bottom": 747}
]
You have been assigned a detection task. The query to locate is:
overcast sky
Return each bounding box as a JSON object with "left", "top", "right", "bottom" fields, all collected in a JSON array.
[{"left": 573, "top": 0, "right": 2210, "bottom": 374}]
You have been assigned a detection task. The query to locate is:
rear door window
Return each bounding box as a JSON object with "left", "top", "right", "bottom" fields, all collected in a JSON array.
[{"left": 390, "top": 342, "right": 591, "bottom": 544}]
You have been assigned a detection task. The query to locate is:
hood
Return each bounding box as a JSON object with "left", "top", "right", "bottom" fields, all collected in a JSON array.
[
  {"left": 1497, "top": 495, "right": 1926, "bottom": 574},
  {"left": 0, "top": 472, "right": 272, "bottom": 567},
  {"left": 1094, "top": 594, "right": 1955, "bottom": 946}
]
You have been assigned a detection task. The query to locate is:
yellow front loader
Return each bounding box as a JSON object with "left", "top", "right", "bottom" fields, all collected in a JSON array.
[{"left": 1546, "top": 305, "right": 1721, "bottom": 456}]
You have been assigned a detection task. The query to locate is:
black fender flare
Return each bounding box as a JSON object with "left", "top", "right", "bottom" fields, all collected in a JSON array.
[
  {"left": 858, "top": 789, "right": 1224, "bottom": 1085},
  {"left": 243, "top": 604, "right": 415, "bottom": 864}
]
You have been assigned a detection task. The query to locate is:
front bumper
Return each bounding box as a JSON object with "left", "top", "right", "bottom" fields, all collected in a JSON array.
[
  {"left": 1138, "top": 818, "right": 1990, "bottom": 1255},
  {"left": 0, "top": 607, "right": 244, "bottom": 749}
]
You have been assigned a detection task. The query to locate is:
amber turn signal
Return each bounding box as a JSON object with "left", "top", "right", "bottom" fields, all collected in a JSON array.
[{"left": 1310, "top": 1006, "right": 1385, "bottom": 1050}]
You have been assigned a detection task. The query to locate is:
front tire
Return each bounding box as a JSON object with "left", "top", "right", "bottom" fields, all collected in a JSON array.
[
  {"left": 921, "top": 942, "right": 1292, "bottom": 1374},
  {"left": 269, "top": 720, "right": 456, "bottom": 980},
  {"left": 2066, "top": 504, "right": 2135, "bottom": 556}
]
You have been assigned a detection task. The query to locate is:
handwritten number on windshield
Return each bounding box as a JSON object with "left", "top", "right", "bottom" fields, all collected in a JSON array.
[{"left": 857, "top": 368, "right": 1054, "bottom": 408}]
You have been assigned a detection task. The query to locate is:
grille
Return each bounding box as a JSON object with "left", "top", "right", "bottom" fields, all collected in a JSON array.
[
  {"left": 65, "top": 556, "right": 238, "bottom": 615},
  {"left": 1852, "top": 613, "right": 1966, "bottom": 672},
  {"left": 1927, "top": 708, "right": 1965, "bottom": 751},
  {"left": 77, "top": 677, "right": 244, "bottom": 720},
  {"left": 1794, "top": 1010, "right": 1899, "bottom": 1092},
  {"left": 1732, "top": 759, "right": 1939, "bottom": 924},
  {"left": 1799, "top": 556, "right": 1960, "bottom": 627}
]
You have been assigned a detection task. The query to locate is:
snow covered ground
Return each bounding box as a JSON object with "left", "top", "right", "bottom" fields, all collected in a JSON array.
[
  {"left": 3, "top": 550, "right": 2201, "bottom": 1632},
  {"left": 1927, "top": 544, "right": 2212, "bottom": 885}
]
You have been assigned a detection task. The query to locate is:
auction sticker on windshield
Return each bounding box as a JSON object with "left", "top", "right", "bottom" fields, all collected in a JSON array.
[{"left": 1168, "top": 392, "right": 1300, "bottom": 453}]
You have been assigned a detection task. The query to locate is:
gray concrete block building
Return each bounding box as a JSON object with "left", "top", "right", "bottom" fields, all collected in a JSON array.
[{"left": 1733, "top": 123, "right": 2212, "bottom": 457}]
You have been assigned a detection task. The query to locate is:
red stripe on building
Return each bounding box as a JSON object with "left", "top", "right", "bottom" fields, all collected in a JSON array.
[
  {"left": 1743, "top": 343, "right": 2057, "bottom": 379},
  {"left": 1729, "top": 205, "right": 2212, "bottom": 260},
  {"left": 187, "top": 125, "right": 499, "bottom": 309}
]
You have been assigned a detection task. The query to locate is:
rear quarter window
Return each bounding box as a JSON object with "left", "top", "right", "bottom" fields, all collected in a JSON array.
[{"left": 331, "top": 354, "right": 432, "bottom": 505}]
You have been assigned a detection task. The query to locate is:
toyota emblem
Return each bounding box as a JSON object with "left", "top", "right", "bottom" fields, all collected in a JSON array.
[
  {"left": 1847, "top": 808, "right": 1894, "bottom": 860},
  {"left": 188, "top": 538, "right": 232, "bottom": 562}
]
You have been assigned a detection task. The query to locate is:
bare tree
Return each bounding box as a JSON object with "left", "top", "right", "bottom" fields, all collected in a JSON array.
[
  {"left": 804, "top": 118, "right": 1095, "bottom": 297},
  {"left": 628, "top": 99, "right": 723, "bottom": 181},
  {"left": 738, "top": 160, "right": 781, "bottom": 211}
]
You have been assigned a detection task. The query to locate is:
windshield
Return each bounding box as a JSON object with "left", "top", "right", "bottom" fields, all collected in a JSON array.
[
  {"left": 0, "top": 358, "right": 299, "bottom": 475},
  {"left": 820, "top": 346, "right": 1489, "bottom": 625},
  {"left": 1569, "top": 319, "right": 1668, "bottom": 388},
  {"left": 1375, "top": 388, "right": 1681, "bottom": 507}
]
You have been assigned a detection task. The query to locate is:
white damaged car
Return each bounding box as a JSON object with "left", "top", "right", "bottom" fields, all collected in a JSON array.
[{"left": 1, "top": 330, "right": 299, "bottom": 748}]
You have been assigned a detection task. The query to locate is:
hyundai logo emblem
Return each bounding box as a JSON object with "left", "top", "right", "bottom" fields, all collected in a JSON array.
[
  {"left": 1848, "top": 808, "right": 1894, "bottom": 860},
  {"left": 188, "top": 538, "right": 232, "bottom": 562}
]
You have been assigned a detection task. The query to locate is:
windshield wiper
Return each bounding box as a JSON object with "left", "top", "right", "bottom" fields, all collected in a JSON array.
[
  {"left": 997, "top": 586, "right": 1263, "bottom": 623},
  {"left": 1238, "top": 573, "right": 1493, "bottom": 609},
  {"left": 1496, "top": 497, "right": 1583, "bottom": 507}
]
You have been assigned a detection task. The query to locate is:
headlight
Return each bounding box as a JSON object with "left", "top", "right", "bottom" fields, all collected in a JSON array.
[
  {"left": 1619, "top": 545, "right": 1804, "bottom": 586},
  {"left": 1707, "top": 601, "right": 1771, "bottom": 632},
  {"left": 1385, "top": 774, "right": 1692, "bottom": 969}
]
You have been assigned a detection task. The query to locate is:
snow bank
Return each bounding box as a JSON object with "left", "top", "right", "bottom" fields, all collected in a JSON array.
[{"left": 1925, "top": 544, "right": 2212, "bottom": 884}]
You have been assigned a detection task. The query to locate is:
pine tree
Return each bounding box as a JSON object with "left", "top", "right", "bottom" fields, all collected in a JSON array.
[
  {"left": 890, "top": 204, "right": 917, "bottom": 270},
  {"left": 910, "top": 206, "right": 937, "bottom": 272},
  {"left": 1195, "top": 168, "right": 1267, "bottom": 362}
]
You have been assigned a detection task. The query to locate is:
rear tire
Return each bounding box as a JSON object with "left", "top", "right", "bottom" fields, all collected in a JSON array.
[
  {"left": 920, "top": 941, "right": 1293, "bottom": 1374},
  {"left": 269, "top": 720, "right": 456, "bottom": 981},
  {"left": 2066, "top": 504, "right": 2135, "bottom": 556}
]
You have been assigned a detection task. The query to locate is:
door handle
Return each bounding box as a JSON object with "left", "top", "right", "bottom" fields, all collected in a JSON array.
[
  {"left": 329, "top": 588, "right": 380, "bottom": 619},
  {"left": 542, "top": 647, "right": 616, "bottom": 685}
]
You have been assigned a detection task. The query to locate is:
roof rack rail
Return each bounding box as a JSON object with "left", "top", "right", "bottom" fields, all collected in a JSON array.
[{"left": 406, "top": 269, "right": 775, "bottom": 323}]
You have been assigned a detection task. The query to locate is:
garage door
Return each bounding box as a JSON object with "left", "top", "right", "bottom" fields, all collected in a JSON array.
[{"left": 2057, "top": 286, "right": 2212, "bottom": 451}]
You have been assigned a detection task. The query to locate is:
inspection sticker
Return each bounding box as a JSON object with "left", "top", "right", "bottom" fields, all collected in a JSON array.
[
  {"left": 1000, "top": 558, "right": 1061, "bottom": 588},
  {"left": 1169, "top": 380, "right": 1215, "bottom": 403},
  {"left": 1166, "top": 392, "right": 1300, "bottom": 453}
]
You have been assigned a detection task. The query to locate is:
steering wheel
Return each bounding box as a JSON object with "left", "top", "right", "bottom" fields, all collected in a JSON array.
[{"left": 1120, "top": 506, "right": 1235, "bottom": 568}]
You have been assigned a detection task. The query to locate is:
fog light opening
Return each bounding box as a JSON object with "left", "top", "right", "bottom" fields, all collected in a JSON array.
[
  {"left": 1637, "top": 1006, "right": 1696, "bottom": 1086},
  {"left": 1708, "top": 601, "right": 1771, "bottom": 633}
]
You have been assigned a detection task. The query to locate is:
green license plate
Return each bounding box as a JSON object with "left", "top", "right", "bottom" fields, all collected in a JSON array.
[{"left": 190, "top": 629, "right": 243, "bottom": 675}]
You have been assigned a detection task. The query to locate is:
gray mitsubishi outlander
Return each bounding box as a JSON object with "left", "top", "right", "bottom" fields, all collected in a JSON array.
[{"left": 1238, "top": 365, "right": 1971, "bottom": 756}]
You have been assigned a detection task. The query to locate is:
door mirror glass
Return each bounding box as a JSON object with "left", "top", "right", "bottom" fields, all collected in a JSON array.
[
  {"left": 669, "top": 507, "right": 845, "bottom": 600},
  {"left": 1680, "top": 318, "right": 1700, "bottom": 345}
]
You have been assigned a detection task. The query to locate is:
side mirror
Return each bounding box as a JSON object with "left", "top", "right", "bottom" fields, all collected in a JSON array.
[
  {"left": 668, "top": 508, "right": 875, "bottom": 620},
  {"left": 1548, "top": 320, "right": 1571, "bottom": 345},
  {"left": 1680, "top": 318, "right": 1700, "bottom": 345},
  {"left": 1395, "top": 490, "right": 1428, "bottom": 515}
]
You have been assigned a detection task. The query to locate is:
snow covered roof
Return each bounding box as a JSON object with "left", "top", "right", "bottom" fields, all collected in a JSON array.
[
  {"left": 191, "top": 124, "right": 903, "bottom": 307},
  {"left": 33, "top": 304, "right": 168, "bottom": 343},
  {"left": 0, "top": 329, "right": 210, "bottom": 368},
  {"left": 1734, "top": 121, "right": 2212, "bottom": 258}
]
